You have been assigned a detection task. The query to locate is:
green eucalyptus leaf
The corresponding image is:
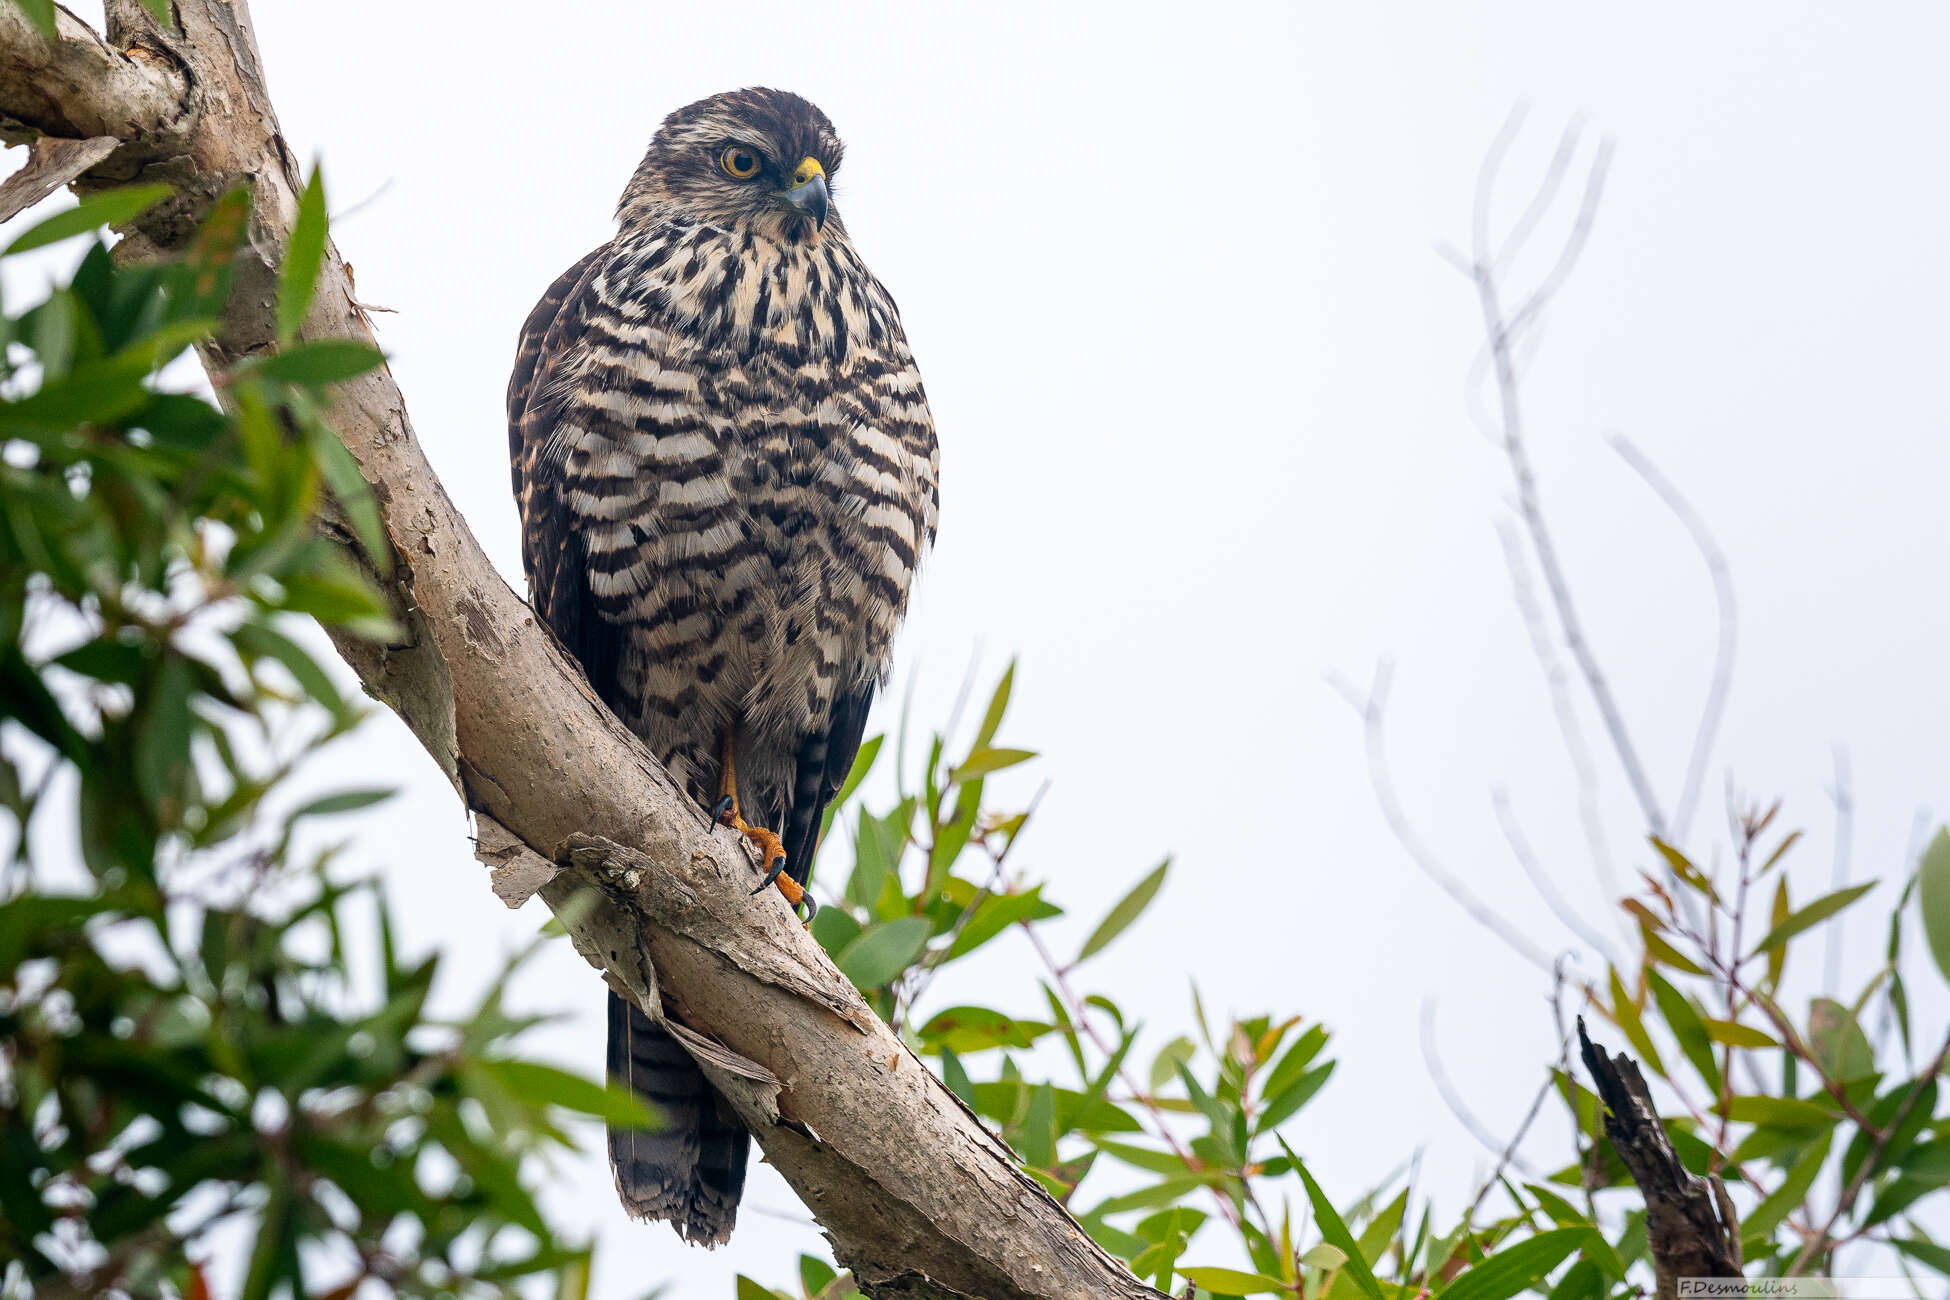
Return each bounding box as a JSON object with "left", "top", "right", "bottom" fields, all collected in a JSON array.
[
  {"left": 5, "top": 185, "right": 173, "bottom": 255},
  {"left": 255, "top": 339, "right": 384, "bottom": 386},
  {"left": 1750, "top": 880, "right": 1877, "bottom": 956},
  {"left": 835, "top": 916, "right": 931, "bottom": 989},
  {"left": 1282, "top": 1140, "right": 1384, "bottom": 1300},
  {"left": 277, "top": 166, "right": 328, "bottom": 342},
  {"left": 1178, "top": 1266, "right": 1287, "bottom": 1296},
  {"left": 1077, "top": 859, "right": 1168, "bottom": 964},
  {"left": 1439, "top": 1228, "right": 1589, "bottom": 1300},
  {"left": 1918, "top": 828, "right": 1950, "bottom": 988},
  {"left": 483, "top": 1058, "right": 655, "bottom": 1127},
  {"left": 952, "top": 746, "right": 1035, "bottom": 780},
  {"left": 11, "top": 0, "right": 56, "bottom": 37}
]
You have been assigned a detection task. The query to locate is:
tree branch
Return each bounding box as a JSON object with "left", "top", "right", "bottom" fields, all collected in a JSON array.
[
  {"left": 1578, "top": 1020, "right": 1741, "bottom": 1300},
  {"left": 0, "top": 6, "right": 1166, "bottom": 1296},
  {"left": 0, "top": 2, "right": 187, "bottom": 146}
]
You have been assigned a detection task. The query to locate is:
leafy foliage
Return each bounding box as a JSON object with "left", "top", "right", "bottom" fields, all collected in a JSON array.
[
  {"left": 725, "top": 663, "right": 1950, "bottom": 1299},
  {"left": 0, "top": 186, "right": 616, "bottom": 1298}
]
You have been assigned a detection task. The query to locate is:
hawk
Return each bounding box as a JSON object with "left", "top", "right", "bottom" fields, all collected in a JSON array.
[{"left": 506, "top": 88, "right": 938, "bottom": 1244}]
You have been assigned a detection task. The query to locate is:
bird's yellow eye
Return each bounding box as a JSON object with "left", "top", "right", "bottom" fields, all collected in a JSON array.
[{"left": 720, "top": 145, "right": 761, "bottom": 179}]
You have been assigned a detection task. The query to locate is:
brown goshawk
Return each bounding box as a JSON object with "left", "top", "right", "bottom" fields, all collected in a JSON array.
[{"left": 507, "top": 88, "right": 938, "bottom": 1243}]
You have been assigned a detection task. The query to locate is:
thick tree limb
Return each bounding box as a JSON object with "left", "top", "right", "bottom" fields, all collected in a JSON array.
[
  {"left": 1578, "top": 1020, "right": 1741, "bottom": 1300},
  {"left": 0, "top": 5, "right": 1166, "bottom": 1297},
  {"left": 0, "top": 134, "right": 115, "bottom": 221},
  {"left": 0, "top": 3, "right": 186, "bottom": 146}
]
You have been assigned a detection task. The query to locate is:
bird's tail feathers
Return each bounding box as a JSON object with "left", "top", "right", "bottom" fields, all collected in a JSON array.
[{"left": 605, "top": 990, "right": 748, "bottom": 1245}]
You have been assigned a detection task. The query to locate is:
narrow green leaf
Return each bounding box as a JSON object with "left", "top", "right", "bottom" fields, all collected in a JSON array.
[
  {"left": 1262, "top": 1023, "right": 1328, "bottom": 1088},
  {"left": 972, "top": 661, "right": 1015, "bottom": 750},
  {"left": 1750, "top": 881, "right": 1877, "bottom": 956},
  {"left": 1807, "top": 997, "right": 1875, "bottom": 1083},
  {"left": 1742, "top": 1129, "right": 1831, "bottom": 1249},
  {"left": 799, "top": 1255, "right": 839, "bottom": 1295},
  {"left": 1723, "top": 1095, "right": 1835, "bottom": 1128},
  {"left": 951, "top": 746, "right": 1035, "bottom": 780},
  {"left": 1439, "top": 1227, "right": 1588, "bottom": 1300},
  {"left": 1606, "top": 968, "right": 1666, "bottom": 1077},
  {"left": 809, "top": 903, "right": 863, "bottom": 956},
  {"left": 1256, "top": 1060, "right": 1335, "bottom": 1134},
  {"left": 256, "top": 339, "right": 383, "bottom": 386},
  {"left": 1178, "top": 1267, "right": 1287, "bottom": 1296},
  {"left": 1077, "top": 859, "right": 1168, "bottom": 963},
  {"left": 482, "top": 1059, "right": 655, "bottom": 1127},
  {"left": 290, "top": 788, "right": 393, "bottom": 818},
  {"left": 939, "top": 1046, "right": 976, "bottom": 1108},
  {"left": 834, "top": 916, "right": 930, "bottom": 989},
  {"left": 1918, "top": 829, "right": 1950, "bottom": 989},
  {"left": 918, "top": 1005, "right": 1049, "bottom": 1054},
  {"left": 232, "top": 618, "right": 351, "bottom": 719},
  {"left": 1150, "top": 1034, "right": 1196, "bottom": 1091},
  {"left": 945, "top": 886, "right": 1047, "bottom": 960},
  {"left": 1701, "top": 1018, "right": 1778, "bottom": 1049},
  {"left": 11, "top": 0, "right": 56, "bottom": 38},
  {"left": 1766, "top": 876, "right": 1790, "bottom": 987},
  {"left": 1281, "top": 1139, "right": 1384, "bottom": 1300},
  {"left": 1649, "top": 836, "right": 1717, "bottom": 901},
  {"left": 1017, "top": 1081, "right": 1056, "bottom": 1169},
  {"left": 277, "top": 166, "right": 328, "bottom": 342},
  {"left": 1647, "top": 972, "right": 1721, "bottom": 1095},
  {"left": 831, "top": 733, "right": 882, "bottom": 813},
  {"left": 5, "top": 184, "right": 172, "bottom": 255},
  {"left": 1891, "top": 1236, "right": 1950, "bottom": 1274}
]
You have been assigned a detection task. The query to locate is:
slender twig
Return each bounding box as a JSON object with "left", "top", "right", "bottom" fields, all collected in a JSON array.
[
  {"left": 1706, "top": 951, "right": 1882, "bottom": 1135},
  {"left": 1471, "top": 106, "right": 1531, "bottom": 280},
  {"left": 1493, "top": 117, "right": 1589, "bottom": 277},
  {"left": 1018, "top": 920, "right": 1249, "bottom": 1235},
  {"left": 329, "top": 176, "right": 395, "bottom": 226},
  {"left": 1330, "top": 664, "right": 1558, "bottom": 974},
  {"left": 1500, "top": 138, "right": 1616, "bottom": 353},
  {"left": 1786, "top": 1029, "right": 1950, "bottom": 1276},
  {"left": 1464, "top": 143, "right": 1663, "bottom": 844},
  {"left": 1608, "top": 434, "right": 1738, "bottom": 843},
  {"left": 1823, "top": 746, "right": 1853, "bottom": 994},
  {"left": 1496, "top": 520, "right": 1626, "bottom": 917},
  {"left": 1462, "top": 1049, "right": 1560, "bottom": 1223},
  {"left": 1493, "top": 789, "right": 1623, "bottom": 968},
  {"left": 1422, "top": 998, "right": 1541, "bottom": 1178},
  {"left": 904, "top": 778, "right": 1050, "bottom": 1012}
]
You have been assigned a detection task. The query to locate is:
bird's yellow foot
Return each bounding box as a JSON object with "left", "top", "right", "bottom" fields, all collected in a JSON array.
[{"left": 712, "top": 794, "right": 813, "bottom": 920}]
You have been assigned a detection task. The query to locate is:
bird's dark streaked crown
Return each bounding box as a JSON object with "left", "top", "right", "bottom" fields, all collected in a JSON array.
[{"left": 618, "top": 88, "right": 846, "bottom": 237}]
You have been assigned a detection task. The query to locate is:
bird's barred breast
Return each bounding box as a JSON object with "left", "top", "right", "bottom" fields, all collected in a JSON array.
[{"left": 550, "top": 226, "right": 937, "bottom": 801}]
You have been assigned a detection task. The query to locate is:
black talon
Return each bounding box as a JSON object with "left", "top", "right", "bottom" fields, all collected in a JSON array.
[
  {"left": 752, "top": 854, "right": 788, "bottom": 895},
  {"left": 710, "top": 794, "right": 735, "bottom": 827},
  {"left": 798, "top": 892, "right": 818, "bottom": 923}
]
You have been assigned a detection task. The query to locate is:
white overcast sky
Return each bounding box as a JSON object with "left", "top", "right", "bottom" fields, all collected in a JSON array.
[{"left": 14, "top": 1, "right": 1950, "bottom": 1295}]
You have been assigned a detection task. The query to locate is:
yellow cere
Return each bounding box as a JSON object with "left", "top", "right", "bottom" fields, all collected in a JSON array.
[{"left": 792, "top": 156, "right": 826, "bottom": 187}]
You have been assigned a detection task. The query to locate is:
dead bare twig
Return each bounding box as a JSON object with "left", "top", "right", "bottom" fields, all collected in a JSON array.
[
  {"left": 1607, "top": 433, "right": 1738, "bottom": 843},
  {"left": 1330, "top": 662, "right": 1558, "bottom": 974},
  {"left": 1579, "top": 1020, "right": 1742, "bottom": 1300}
]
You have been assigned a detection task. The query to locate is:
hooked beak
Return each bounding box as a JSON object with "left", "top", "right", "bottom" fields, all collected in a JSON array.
[{"left": 781, "top": 155, "right": 830, "bottom": 230}]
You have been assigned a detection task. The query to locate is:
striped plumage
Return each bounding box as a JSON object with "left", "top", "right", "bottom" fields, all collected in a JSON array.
[{"left": 507, "top": 88, "right": 938, "bottom": 1244}]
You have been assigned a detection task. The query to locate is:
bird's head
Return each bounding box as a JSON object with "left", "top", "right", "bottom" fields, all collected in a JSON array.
[{"left": 618, "top": 88, "right": 845, "bottom": 241}]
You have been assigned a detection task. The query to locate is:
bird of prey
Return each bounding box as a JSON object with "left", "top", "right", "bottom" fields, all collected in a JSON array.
[{"left": 506, "top": 88, "right": 939, "bottom": 1244}]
